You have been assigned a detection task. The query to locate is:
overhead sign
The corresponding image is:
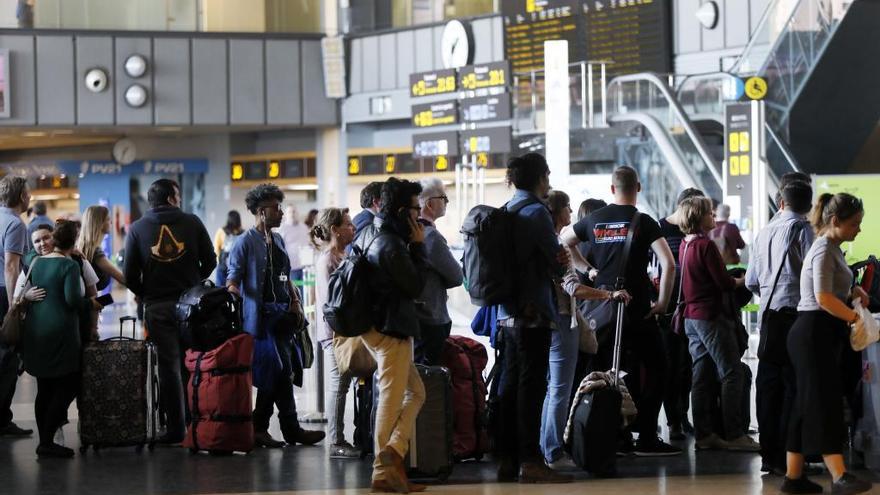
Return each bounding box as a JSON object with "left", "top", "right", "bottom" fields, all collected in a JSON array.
[
  {"left": 459, "top": 94, "right": 512, "bottom": 123},
  {"left": 744, "top": 76, "right": 768, "bottom": 100},
  {"left": 230, "top": 158, "right": 316, "bottom": 181},
  {"left": 503, "top": 2, "right": 583, "bottom": 74},
  {"left": 724, "top": 103, "right": 753, "bottom": 211},
  {"left": 460, "top": 127, "right": 512, "bottom": 154},
  {"left": 583, "top": 0, "right": 673, "bottom": 78},
  {"left": 413, "top": 131, "right": 460, "bottom": 158},
  {"left": 1, "top": 159, "right": 210, "bottom": 178},
  {"left": 459, "top": 61, "right": 510, "bottom": 91},
  {"left": 412, "top": 100, "right": 458, "bottom": 128},
  {"left": 410, "top": 69, "right": 458, "bottom": 98}
]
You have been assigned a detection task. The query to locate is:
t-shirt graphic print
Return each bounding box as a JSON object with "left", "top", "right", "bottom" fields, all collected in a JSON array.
[{"left": 151, "top": 225, "right": 187, "bottom": 262}]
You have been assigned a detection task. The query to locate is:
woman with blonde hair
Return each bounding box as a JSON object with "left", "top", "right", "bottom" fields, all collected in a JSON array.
[
  {"left": 310, "top": 207, "right": 359, "bottom": 459},
  {"left": 76, "top": 205, "right": 125, "bottom": 290}
]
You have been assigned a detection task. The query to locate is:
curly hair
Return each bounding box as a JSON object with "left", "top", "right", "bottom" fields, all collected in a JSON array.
[
  {"left": 506, "top": 153, "right": 549, "bottom": 191},
  {"left": 244, "top": 183, "right": 285, "bottom": 214},
  {"left": 379, "top": 178, "right": 422, "bottom": 218}
]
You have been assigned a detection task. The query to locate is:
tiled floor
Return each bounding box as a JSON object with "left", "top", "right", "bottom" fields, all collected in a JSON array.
[{"left": 3, "top": 301, "right": 879, "bottom": 494}]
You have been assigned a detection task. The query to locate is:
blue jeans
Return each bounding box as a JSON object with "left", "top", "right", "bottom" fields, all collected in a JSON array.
[
  {"left": 540, "top": 312, "right": 578, "bottom": 462},
  {"left": 685, "top": 317, "right": 747, "bottom": 441}
]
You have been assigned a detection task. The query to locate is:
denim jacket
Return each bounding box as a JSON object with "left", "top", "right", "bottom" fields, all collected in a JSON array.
[
  {"left": 498, "top": 189, "right": 564, "bottom": 324},
  {"left": 226, "top": 228, "right": 293, "bottom": 336}
]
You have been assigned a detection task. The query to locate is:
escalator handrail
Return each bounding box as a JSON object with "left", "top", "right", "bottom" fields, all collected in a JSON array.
[
  {"left": 608, "top": 72, "right": 722, "bottom": 188},
  {"left": 765, "top": 122, "right": 801, "bottom": 174}
]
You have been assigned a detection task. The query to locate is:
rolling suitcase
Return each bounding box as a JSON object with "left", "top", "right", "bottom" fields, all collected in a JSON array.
[
  {"left": 79, "top": 316, "right": 159, "bottom": 452},
  {"left": 568, "top": 295, "right": 626, "bottom": 477},
  {"left": 183, "top": 333, "right": 254, "bottom": 454},
  {"left": 353, "top": 377, "right": 374, "bottom": 458}
]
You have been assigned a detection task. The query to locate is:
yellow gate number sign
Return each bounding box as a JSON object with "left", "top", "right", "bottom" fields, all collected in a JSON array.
[{"left": 745, "top": 76, "right": 768, "bottom": 100}]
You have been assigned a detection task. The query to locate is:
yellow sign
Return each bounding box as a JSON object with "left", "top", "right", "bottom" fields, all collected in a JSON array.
[
  {"left": 435, "top": 156, "right": 448, "bottom": 171},
  {"left": 348, "top": 158, "right": 360, "bottom": 175},
  {"left": 268, "top": 161, "right": 280, "bottom": 179},
  {"left": 476, "top": 153, "right": 489, "bottom": 168},
  {"left": 231, "top": 163, "right": 243, "bottom": 181},
  {"left": 745, "top": 76, "right": 767, "bottom": 100},
  {"left": 385, "top": 155, "right": 396, "bottom": 173},
  {"left": 730, "top": 156, "right": 740, "bottom": 176}
]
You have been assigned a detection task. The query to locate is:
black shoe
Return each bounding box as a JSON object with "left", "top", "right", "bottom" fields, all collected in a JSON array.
[
  {"left": 669, "top": 424, "right": 686, "bottom": 441},
  {"left": 634, "top": 438, "right": 682, "bottom": 457},
  {"left": 254, "top": 431, "right": 285, "bottom": 448},
  {"left": 681, "top": 420, "right": 695, "bottom": 434},
  {"left": 36, "top": 443, "right": 75, "bottom": 458},
  {"left": 780, "top": 476, "right": 823, "bottom": 494},
  {"left": 761, "top": 462, "right": 786, "bottom": 477},
  {"left": 0, "top": 422, "right": 33, "bottom": 437},
  {"left": 518, "top": 462, "right": 573, "bottom": 484},
  {"left": 831, "top": 473, "right": 872, "bottom": 494},
  {"left": 497, "top": 458, "right": 518, "bottom": 482},
  {"left": 283, "top": 428, "right": 325, "bottom": 446},
  {"left": 616, "top": 438, "right": 635, "bottom": 457}
]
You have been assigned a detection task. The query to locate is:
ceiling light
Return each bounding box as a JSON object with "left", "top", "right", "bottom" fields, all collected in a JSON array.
[
  {"left": 124, "top": 84, "right": 148, "bottom": 108},
  {"left": 22, "top": 131, "right": 46, "bottom": 137},
  {"left": 124, "top": 54, "right": 148, "bottom": 78},
  {"left": 158, "top": 126, "right": 182, "bottom": 132}
]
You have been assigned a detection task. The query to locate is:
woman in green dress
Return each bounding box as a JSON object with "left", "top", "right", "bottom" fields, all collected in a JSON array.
[{"left": 18, "top": 221, "right": 98, "bottom": 458}]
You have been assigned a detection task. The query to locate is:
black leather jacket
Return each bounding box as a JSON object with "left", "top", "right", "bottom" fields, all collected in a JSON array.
[{"left": 356, "top": 215, "right": 428, "bottom": 339}]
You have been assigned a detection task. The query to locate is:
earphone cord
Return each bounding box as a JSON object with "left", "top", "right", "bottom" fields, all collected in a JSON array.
[{"left": 264, "top": 226, "right": 277, "bottom": 304}]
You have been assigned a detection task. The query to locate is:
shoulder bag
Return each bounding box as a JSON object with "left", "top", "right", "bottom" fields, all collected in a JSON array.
[
  {"left": 584, "top": 211, "right": 641, "bottom": 345},
  {"left": 0, "top": 259, "right": 37, "bottom": 346},
  {"left": 670, "top": 240, "right": 690, "bottom": 335},
  {"left": 758, "top": 222, "right": 805, "bottom": 365}
]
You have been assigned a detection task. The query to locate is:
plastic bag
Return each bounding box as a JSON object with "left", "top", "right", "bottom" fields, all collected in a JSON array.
[{"left": 850, "top": 299, "right": 880, "bottom": 351}]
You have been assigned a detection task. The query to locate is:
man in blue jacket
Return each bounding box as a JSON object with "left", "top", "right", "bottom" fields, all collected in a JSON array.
[
  {"left": 124, "top": 179, "right": 216, "bottom": 444},
  {"left": 496, "top": 153, "right": 572, "bottom": 484},
  {"left": 226, "top": 183, "right": 324, "bottom": 449}
]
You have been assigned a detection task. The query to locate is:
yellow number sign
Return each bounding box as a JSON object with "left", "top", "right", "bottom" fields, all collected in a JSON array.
[{"left": 348, "top": 158, "right": 360, "bottom": 175}]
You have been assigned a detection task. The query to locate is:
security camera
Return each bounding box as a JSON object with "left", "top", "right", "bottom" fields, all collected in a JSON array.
[{"left": 84, "top": 68, "right": 108, "bottom": 93}]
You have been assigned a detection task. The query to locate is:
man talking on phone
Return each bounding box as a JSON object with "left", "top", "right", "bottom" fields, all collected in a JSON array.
[
  {"left": 226, "top": 184, "right": 325, "bottom": 449},
  {"left": 124, "top": 178, "right": 216, "bottom": 444}
]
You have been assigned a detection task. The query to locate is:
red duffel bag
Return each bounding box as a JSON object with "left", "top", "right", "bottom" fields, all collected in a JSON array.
[
  {"left": 440, "top": 335, "right": 490, "bottom": 461},
  {"left": 183, "top": 333, "right": 254, "bottom": 454}
]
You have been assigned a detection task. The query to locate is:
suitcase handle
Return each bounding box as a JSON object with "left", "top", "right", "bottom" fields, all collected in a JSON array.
[{"left": 119, "top": 316, "right": 138, "bottom": 339}]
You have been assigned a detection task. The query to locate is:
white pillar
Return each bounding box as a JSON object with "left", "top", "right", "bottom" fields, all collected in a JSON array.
[{"left": 544, "top": 40, "right": 570, "bottom": 192}]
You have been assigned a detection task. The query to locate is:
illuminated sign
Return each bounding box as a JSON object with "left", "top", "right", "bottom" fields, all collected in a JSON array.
[
  {"left": 268, "top": 161, "right": 280, "bottom": 178},
  {"left": 385, "top": 155, "right": 396, "bottom": 173},
  {"left": 412, "top": 101, "right": 458, "bottom": 128},
  {"left": 229, "top": 158, "right": 316, "bottom": 181},
  {"left": 413, "top": 131, "right": 460, "bottom": 158},
  {"left": 410, "top": 69, "right": 458, "bottom": 98},
  {"left": 460, "top": 94, "right": 512, "bottom": 123},
  {"left": 231, "top": 163, "right": 244, "bottom": 181},
  {"left": 460, "top": 127, "right": 512, "bottom": 154},
  {"left": 459, "top": 61, "right": 510, "bottom": 91},
  {"left": 583, "top": 0, "right": 673, "bottom": 77},
  {"left": 434, "top": 156, "right": 450, "bottom": 171},
  {"left": 348, "top": 158, "right": 360, "bottom": 175}
]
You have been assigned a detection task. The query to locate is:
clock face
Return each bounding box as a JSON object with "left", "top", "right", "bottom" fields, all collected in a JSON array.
[
  {"left": 441, "top": 20, "right": 472, "bottom": 69},
  {"left": 113, "top": 139, "right": 137, "bottom": 165}
]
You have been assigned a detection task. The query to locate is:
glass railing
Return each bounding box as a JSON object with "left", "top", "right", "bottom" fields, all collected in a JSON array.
[
  {"left": 512, "top": 61, "right": 609, "bottom": 135},
  {"left": 607, "top": 73, "right": 723, "bottom": 201},
  {"left": 676, "top": 72, "right": 740, "bottom": 123}
]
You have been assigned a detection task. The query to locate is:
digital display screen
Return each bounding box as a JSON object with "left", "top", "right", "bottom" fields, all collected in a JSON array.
[
  {"left": 412, "top": 100, "right": 458, "bottom": 128},
  {"left": 413, "top": 131, "right": 461, "bottom": 158},
  {"left": 504, "top": 6, "right": 583, "bottom": 74},
  {"left": 459, "top": 61, "right": 511, "bottom": 91},
  {"left": 583, "top": 0, "right": 673, "bottom": 77},
  {"left": 460, "top": 94, "right": 512, "bottom": 123},
  {"left": 244, "top": 162, "right": 267, "bottom": 180},
  {"left": 410, "top": 69, "right": 458, "bottom": 98},
  {"left": 460, "top": 127, "right": 513, "bottom": 154}
]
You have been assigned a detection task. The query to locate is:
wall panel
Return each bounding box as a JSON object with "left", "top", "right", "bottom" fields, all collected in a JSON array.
[
  {"left": 115, "top": 37, "right": 152, "bottom": 125},
  {"left": 192, "top": 39, "right": 228, "bottom": 124},
  {"left": 35, "top": 36, "right": 72, "bottom": 125},
  {"left": 75, "top": 36, "right": 114, "bottom": 125},
  {"left": 266, "top": 39, "right": 301, "bottom": 125},
  {"left": 229, "top": 39, "right": 265, "bottom": 125},
  {"left": 153, "top": 38, "right": 192, "bottom": 125}
]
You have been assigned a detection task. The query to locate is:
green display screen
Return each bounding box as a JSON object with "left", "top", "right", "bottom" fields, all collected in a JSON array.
[{"left": 814, "top": 174, "right": 880, "bottom": 263}]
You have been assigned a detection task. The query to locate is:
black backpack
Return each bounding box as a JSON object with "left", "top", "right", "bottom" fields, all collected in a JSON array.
[
  {"left": 323, "top": 235, "right": 383, "bottom": 337},
  {"left": 460, "top": 199, "right": 538, "bottom": 306},
  {"left": 176, "top": 280, "right": 242, "bottom": 352}
]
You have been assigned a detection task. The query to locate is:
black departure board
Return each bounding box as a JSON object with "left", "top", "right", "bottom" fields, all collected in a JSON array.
[
  {"left": 460, "top": 94, "right": 512, "bottom": 123},
  {"left": 583, "top": 0, "right": 672, "bottom": 77},
  {"left": 413, "top": 131, "right": 460, "bottom": 158},
  {"left": 412, "top": 101, "right": 458, "bottom": 128},
  {"left": 502, "top": 0, "right": 583, "bottom": 73},
  {"left": 459, "top": 61, "right": 511, "bottom": 91},
  {"left": 410, "top": 69, "right": 458, "bottom": 98},
  {"left": 460, "top": 127, "right": 513, "bottom": 154}
]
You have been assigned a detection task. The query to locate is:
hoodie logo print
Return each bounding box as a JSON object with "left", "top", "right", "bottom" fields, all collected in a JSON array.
[{"left": 150, "top": 225, "right": 186, "bottom": 262}]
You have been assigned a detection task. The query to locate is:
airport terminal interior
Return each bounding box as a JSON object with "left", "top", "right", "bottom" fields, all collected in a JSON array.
[{"left": 0, "top": 0, "right": 880, "bottom": 493}]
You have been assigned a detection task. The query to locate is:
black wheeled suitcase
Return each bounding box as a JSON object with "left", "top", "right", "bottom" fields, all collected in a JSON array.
[
  {"left": 353, "top": 377, "right": 374, "bottom": 458},
  {"left": 569, "top": 297, "right": 626, "bottom": 477},
  {"left": 78, "top": 316, "right": 160, "bottom": 453}
]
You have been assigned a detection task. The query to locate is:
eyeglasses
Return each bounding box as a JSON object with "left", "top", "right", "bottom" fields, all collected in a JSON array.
[{"left": 430, "top": 195, "right": 449, "bottom": 204}]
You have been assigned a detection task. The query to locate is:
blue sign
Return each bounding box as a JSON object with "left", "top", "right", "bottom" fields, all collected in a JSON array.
[{"left": 0, "top": 159, "right": 209, "bottom": 177}]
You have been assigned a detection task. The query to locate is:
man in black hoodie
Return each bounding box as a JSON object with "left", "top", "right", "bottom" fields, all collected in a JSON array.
[{"left": 124, "top": 178, "right": 216, "bottom": 444}]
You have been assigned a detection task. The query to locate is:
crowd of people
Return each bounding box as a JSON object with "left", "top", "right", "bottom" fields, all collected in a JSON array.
[{"left": 0, "top": 152, "right": 874, "bottom": 494}]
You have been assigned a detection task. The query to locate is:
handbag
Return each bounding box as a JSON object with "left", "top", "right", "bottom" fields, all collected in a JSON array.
[
  {"left": 584, "top": 211, "right": 641, "bottom": 343},
  {"left": 670, "top": 241, "right": 690, "bottom": 336},
  {"left": 0, "top": 260, "right": 37, "bottom": 346},
  {"left": 757, "top": 223, "right": 805, "bottom": 365},
  {"left": 333, "top": 335, "right": 377, "bottom": 378}
]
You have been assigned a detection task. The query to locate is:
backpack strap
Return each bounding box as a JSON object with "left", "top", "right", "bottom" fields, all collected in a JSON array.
[
  {"left": 613, "top": 211, "right": 641, "bottom": 286},
  {"left": 504, "top": 196, "right": 542, "bottom": 215}
]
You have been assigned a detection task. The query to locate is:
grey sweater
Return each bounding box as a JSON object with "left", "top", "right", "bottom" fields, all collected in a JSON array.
[{"left": 416, "top": 223, "right": 464, "bottom": 325}]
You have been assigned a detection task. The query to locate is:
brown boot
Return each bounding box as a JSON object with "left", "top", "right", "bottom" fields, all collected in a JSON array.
[
  {"left": 518, "top": 461, "right": 573, "bottom": 484},
  {"left": 254, "top": 430, "right": 285, "bottom": 448},
  {"left": 377, "top": 447, "right": 410, "bottom": 493}
]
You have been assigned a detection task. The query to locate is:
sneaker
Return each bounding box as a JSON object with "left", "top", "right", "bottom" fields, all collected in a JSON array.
[
  {"left": 546, "top": 454, "right": 578, "bottom": 471},
  {"left": 634, "top": 438, "right": 682, "bottom": 457},
  {"left": 724, "top": 435, "right": 761, "bottom": 452},
  {"left": 668, "top": 424, "right": 686, "bottom": 441},
  {"left": 780, "top": 476, "right": 823, "bottom": 494},
  {"left": 0, "top": 422, "right": 33, "bottom": 437},
  {"left": 329, "top": 442, "right": 361, "bottom": 459},
  {"left": 695, "top": 433, "right": 728, "bottom": 451},
  {"left": 518, "top": 461, "right": 573, "bottom": 484},
  {"left": 831, "top": 473, "right": 872, "bottom": 494}
]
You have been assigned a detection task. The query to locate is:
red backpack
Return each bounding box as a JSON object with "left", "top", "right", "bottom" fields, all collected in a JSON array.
[{"left": 440, "top": 336, "right": 490, "bottom": 461}]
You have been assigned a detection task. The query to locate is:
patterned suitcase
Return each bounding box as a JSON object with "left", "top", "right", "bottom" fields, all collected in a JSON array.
[{"left": 78, "top": 316, "right": 159, "bottom": 452}]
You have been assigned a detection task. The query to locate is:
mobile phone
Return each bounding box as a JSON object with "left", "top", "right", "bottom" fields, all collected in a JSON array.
[{"left": 96, "top": 293, "right": 114, "bottom": 307}]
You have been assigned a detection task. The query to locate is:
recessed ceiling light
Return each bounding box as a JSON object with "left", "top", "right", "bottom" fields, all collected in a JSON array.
[
  {"left": 22, "top": 131, "right": 46, "bottom": 137},
  {"left": 158, "top": 127, "right": 182, "bottom": 132},
  {"left": 52, "top": 130, "right": 74, "bottom": 135}
]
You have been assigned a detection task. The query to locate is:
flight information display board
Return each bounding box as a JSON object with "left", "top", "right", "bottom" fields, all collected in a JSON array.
[
  {"left": 410, "top": 69, "right": 458, "bottom": 97},
  {"left": 503, "top": 1, "right": 583, "bottom": 74},
  {"left": 459, "top": 61, "right": 511, "bottom": 91},
  {"left": 413, "top": 131, "right": 460, "bottom": 158},
  {"left": 583, "top": 0, "right": 672, "bottom": 77},
  {"left": 460, "top": 127, "right": 513, "bottom": 154},
  {"left": 460, "top": 94, "right": 512, "bottom": 123},
  {"left": 412, "top": 101, "right": 458, "bottom": 128}
]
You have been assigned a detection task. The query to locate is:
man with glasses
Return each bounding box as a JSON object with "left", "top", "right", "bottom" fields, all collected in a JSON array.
[
  {"left": 226, "top": 184, "right": 325, "bottom": 449},
  {"left": 414, "top": 178, "right": 463, "bottom": 365}
]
